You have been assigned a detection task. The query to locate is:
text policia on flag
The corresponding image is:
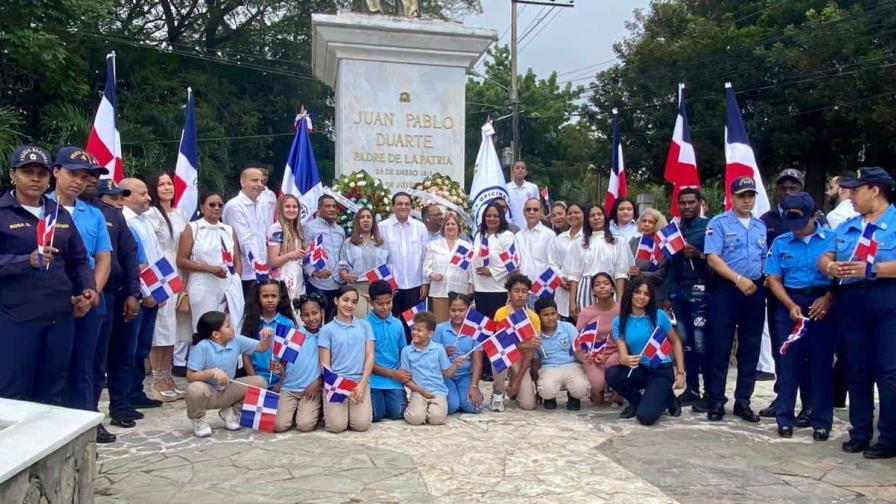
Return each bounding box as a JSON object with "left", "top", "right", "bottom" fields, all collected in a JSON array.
[
  {"left": 664, "top": 83, "right": 700, "bottom": 218},
  {"left": 273, "top": 324, "right": 307, "bottom": 364},
  {"left": 85, "top": 52, "right": 124, "bottom": 182},
  {"left": 780, "top": 317, "right": 809, "bottom": 356},
  {"left": 531, "top": 267, "right": 562, "bottom": 297},
  {"left": 238, "top": 385, "right": 278, "bottom": 432},
  {"left": 140, "top": 257, "right": 185, "bottom": 304},
  {"left": 280, "top": 109, "right": 324, "bottom": 223},
  {"left": 401, "top": 300, "right": 427, "bottom": 327},
  {"left": 362, "top": 264, "right": 399, "bottom": 291},
  {"left": 323, "top": 366, "right": 357, "bottom": 403},
  {"left": 172, "top": 87, "right": 200, "bottom": 222},
  {"left": 469, "top": 119, "right": 509, "bottom": 227}
]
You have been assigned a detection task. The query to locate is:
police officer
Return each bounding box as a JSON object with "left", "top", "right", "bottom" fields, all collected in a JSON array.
[
  {"left": 49, "top": 148, "right": 113, "bottom": 420},
  {"left": 764, "top": 192, "right": 834, "bottom": 440},
  {"left": 703, "top": 176, "right": 767, "bottom": 422},
  {"left": 0, "top": 146, "right": 96, "bottom": 405},
  {"left": 662, "top": 188, "right": 710, "bottom": 409},
  {"left": 83, "top": 173, "right": 142, "bottom": 442},
  {"left": 819, "top": 166, "right": 896, "bottom": 459}
]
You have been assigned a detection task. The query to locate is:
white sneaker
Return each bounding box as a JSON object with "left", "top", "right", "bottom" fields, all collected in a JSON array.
[
  {"left": 489, "top": 393, "right": 505, "bottom": 412},
  {"left": 192, "top": 417, "right": 212, "bottom": 437},
  {"left": 218, "top": 408, "right": 241, "bottom": 431}
]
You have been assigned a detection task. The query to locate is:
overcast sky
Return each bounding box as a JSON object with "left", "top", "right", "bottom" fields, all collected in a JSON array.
[{"left": 462, "top": 0, "right": 652, "bottom": 85}]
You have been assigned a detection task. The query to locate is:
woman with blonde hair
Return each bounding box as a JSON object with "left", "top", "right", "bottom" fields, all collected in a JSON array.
[
  {"left": 628, "top": 207, "right": 668, "bottom": 304},
  {"left": 338, "top": 208, "right": 391, "bottom": 316},
  {"left": 267, "top": 194, "right": 306, "bottom": 306},
  {"left": 423, "top": 212, "right": 473, "bottom": 322}
]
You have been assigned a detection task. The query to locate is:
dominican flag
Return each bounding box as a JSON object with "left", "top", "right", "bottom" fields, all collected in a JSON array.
[
  {"left": 172, "top": 88, "right": 199, "bottom": 221},
  {"left": 664, "top": 84, "right": 700, "bottom": 218},
  {"left": 571, "top": 321, "right": 599, "bottom": 356},
  {"left": 280, "top": 109, "right": 324, "bottom": 223},
  {"left": 362, "top": 264, "right": 399, "bottom": 291},
  {"left": 238, "top": 385, "right": 278, "bottom": 432},
  {"left": 273, "top": 323, "right": 307, "bottom": 364},
  {"left": 635, "top": 234, "right": 662, "bottom": 271},
  {"left": 85, "top": 52, "right": 124, "bottom": 182},
  {"left": 140, "top": 257, "right": 184, "bottom": 304},
  {"left": 35, "top": 203, "right": 59, "bottom": 267},
  {"left": 460, "top": 308, "right": 498, "bottom": 343},
  {"left": 780, "top": 317, "right": 809, "bottom": 356},
  {"left": 605, "top": 108, "right": 628, "bottom": 214},
  {"left": 479, "top": 235, "right": 490, "bottom": 267},
  {"left": 531, "top": 267, "right": 562, "bottom": 297},
  {"left": 540, "top": 186, "right": 550, "bottom": 207},
  {"left": 724, "top": 83, "right": 770, "bottom": 217},
  {"left": 508, "top": 308, "right": 536, "bottom": 342},
  {"left": 642, "top": 327, "right": 673, "bottom": 368},
  {"left": 220, "top": 237, "right": 234, "bottom": 275},
  {"left": 248, "top": 251, "right": 269, "bottom": 282},
  {"left": 323, "top": 366, "right": 357, "bottom": 403},
  {"left": 851, "top": 222, "right": 879, "bottom": 277},
  {"left": 401, "top": 300, "right": 427, "bottom": 327},
  {"left": 304, "top": 234, "right": 328, "bottom": 271},
  {"left": 656, "top": 222, "right": 686, "bottom": 258},
  {"left": 450, "top": 244, "right": 474, "bottom": 271},
  {"left": 499, "top": 243, "right": 519, "bottom": 273},
  {"left": 481, "top": 329, "right": 522, "bottom": 374}
]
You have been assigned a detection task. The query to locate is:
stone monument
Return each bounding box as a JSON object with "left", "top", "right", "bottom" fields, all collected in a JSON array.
[{"left": 312, "top": 12, "right": 496, "bottom": 190}]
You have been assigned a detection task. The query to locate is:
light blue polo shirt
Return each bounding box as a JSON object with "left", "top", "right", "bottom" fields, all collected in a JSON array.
[
  {"left": 433, "top": 321, "right": 479, "bottom": 376},
  {"left": 829, "top": 205, "right": 896, "bottom": 284},
  {"left": 538, "top": 321, "right": 578, "bottom": 368},
  {"left": 48, "top": 194, "right": 112, "bottom": 269},
  {"left": 279, "top": 325, "right": 321, "bottom": 393},
  {"left": 400, "top": 340, "right": 451, "bottom": 396},
  {"left": 704, "top": 210, "right": 767, "bottom": 280},
  {"left": 187, "top": 335, "right": 257, "bottom": 382},
  {"left": 319, "top": 316, "right": 375, "bottom": 380},
  {"left": 250, "top": 312, "right": 294, "bottom": 387},
  {"left": 367, "top": 311, "right": 407, "bottom": 390},
  {"left": 764, "top": 224, "right": 833, "bottom": 289},
  {"left": 612, "top": 309, "right": 673, "bottom": 366}
]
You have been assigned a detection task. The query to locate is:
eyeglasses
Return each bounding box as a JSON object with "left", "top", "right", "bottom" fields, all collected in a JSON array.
[
  {"left": 524, "top": 208, "right": 540, "bottom": 212},
  {"left": 206, "top": 202, "right": 224, "bottom": 208}
]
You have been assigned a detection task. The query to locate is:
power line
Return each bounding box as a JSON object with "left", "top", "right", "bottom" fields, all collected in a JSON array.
[
  {"left": 519, "top": 7, "right": 563, "bottom": 52},
  {"left": 517, "top": 6, "right": 549, "bottom": 43}
]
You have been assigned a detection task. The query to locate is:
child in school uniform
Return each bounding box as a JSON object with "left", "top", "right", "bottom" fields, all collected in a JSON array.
[
  {"left": 367, "top": 280, "right": 409, "bottom": 422},
  {"left": 273, "top": 293, "right": 325, "bottom": 432},
  {"left": 185, "top": 311, "right": 272, "bottom": 438},
  {"left": 242, "top": 279, "right": 295, "bottom": 388},
  {"left": 490, "top": 273, "right": 541, "bottom": 412},
  {"left": 432, "top": 292, "right": 484, "bottom": 414},
  {"left": 534, "top": 297, "right": 591, "bottom": 410},
  {"left": 319, "top": 285, "right": 376, "bottom": 433},
  {"left": 401, "top": 311, "right": 467, "bottom": 425}
]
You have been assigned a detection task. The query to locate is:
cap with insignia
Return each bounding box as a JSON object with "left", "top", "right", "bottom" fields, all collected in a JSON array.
[
  {"left": 53, "top": 146, "right": 110, "bottom": 174},
  {"left": 839, "top": 166, "right": 894, "bottom": 189},
  {"left": 775, "top": 168, "right": 804, "bottom": 186},
  {"left": 730, "top": 176, "right": 757, "bottom": 195},
  {"left": 9, "top": 145, "right": 53, "bottom": 171},
  {"left": 97, "top": 179, "right": 131, "bottom": 197},
  {"left": 781, "top": 192, "right": 817, "bottom": 231}
]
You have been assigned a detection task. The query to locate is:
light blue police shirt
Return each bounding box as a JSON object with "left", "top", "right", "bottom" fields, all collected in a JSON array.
[
  {"left": 829, "top": 204, "right": 896, "bottom": 284},
  {"left": 764, "top": 224, "right": 833, "bottom": 289},
  {"left": 704, "top": 210, "right": 767, "bottom": 280},
  {"left": 48, "top": 194, "right": 112, "bottom": 269}
]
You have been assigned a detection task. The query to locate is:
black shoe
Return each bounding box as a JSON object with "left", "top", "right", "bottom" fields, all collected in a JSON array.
[
  {"left": 813, "top": 428, "right": 829, "bottom": 441},
  {"left": 172, "top": 365, "right": 187, "bottom": 377},
  {"left": 676, "top": 389, "right": 701, "bottom": 406},
  {"left": 863, "top": 444, "right": 896, "bottom": 459},
  {"left": 543, "top": 398, "right": 557, "bottom": 410},
  {"left": 96, "top": 424, "right": 117, "bottom": 443},
  {"left": 110, "top": 416, "right": 136, "bottom": 428},
  {"left": 733, "top": 404, "right": 760, "bottom": 423},
  {"left": 620, "top": 403, "right": 638, "bottom": 419},
  {"left": 691, "top": 398, "right": 711, "bottom": 413},
  {"left": 122, "top": 409, "right": 144, "bottom": 420},
  {"left": 759, "top": 399, "right": 776, "bottom": 418},
  {"left": 667, "top": 397, "right": 682, "bottom": 417},
  {"left": 132, "top": 398, "right": 163, "bottom": 409},
  {"left": 566, "top": 397, "right": 581, "bottom": 411},
  {"left": 778, "top": 426, "right": 793, "bottom": 438},
  {"left": 795, "top": 408, "right": 811, "bottom": 428},
  {"left": 841, "top": 439, "right": 870, "bottom": 453},
  {"left": 755, "top": 371, "right": 776, "bottom": 381},
  {"left": 707, "top": 406, "right": 725, "bottom": 421}
]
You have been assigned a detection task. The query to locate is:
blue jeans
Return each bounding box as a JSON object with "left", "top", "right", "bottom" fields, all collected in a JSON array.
[
  {"left": 371, "top": 388, "right": 407, "bottom": 422},
  {"left": 606, "top": 364, "right": 675, "bottom": 426},
  {"left": 130, "top": 305, "right": 158, "bottom": 404},
  {"left": 66, "top": 294, "right": 106, "bottom": 410},
  {"left": 0, "top": 313, "right": 74, "bottom": 406},
  {"left": 670, "top": 284, "right": 707, "bottom": 394},
  {"left": 446, "top": 373, "right": 483, "bottom": 414}
]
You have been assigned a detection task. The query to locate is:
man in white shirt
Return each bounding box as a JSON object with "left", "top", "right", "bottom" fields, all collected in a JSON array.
[
  {"left": 223, "top": 166, "right": 277, "bottom": 295},
  {"left": 505, "top": 160, "right": 539, "bottom": 230},
  {"left": 380, "top": 192, "right": 429, "bottom": 339},
  {"left": 515, "top": 198, "right": 554, "bottom": 284},
  {"left": 302, "top": 194, "right": 346, "bottom": 320},
  {"left": 825, "top": 172, "right": 859, "bottom": 231}
]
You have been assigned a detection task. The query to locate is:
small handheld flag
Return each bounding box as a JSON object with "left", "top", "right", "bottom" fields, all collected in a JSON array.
[
  {"left": 238, "top": 385, "right": 279, "bottom": 432},
  {"left": 450, "top": 244, "right": 474, "bottom": 271},
  {"left": 273, "top": 323, "right": 307, "bottom": 364},
  {"left": 362, "top": 264, "right": 399, "bottom": 291},
  {"left": 851, "top": 222, "right": 879, "bottom": 278},
  {"left": 635, "top": 234, "right": 662, "bottom": 271},
  {"left": 531, "top": 267, "right": 562, "bottom": 297},
  {"left": 479, "top": 236, "right": 490, "bottom": 267},
  {"left": 481, "top": 329, "right": 522, "bottom": 374},
  {"left": 572, "top": 321, "right": 600, "bottom": 355},
  {"left": 780, "top": 317, "right": 809, "bottom": 356},
  {"left": 499, "top": 243, "right": 519, "bottom": 273},
  {"left": 140, "top": 257, "right": 185, "bottom": 304},
  {"left": 248, "top": 251, "right": 269, "bottom": 282},
  {"left": 460, "top": 308, "right": 498, "bottom": 343},
  {"left": 507, "top": 308, "right": 536, "bottom": 342},
  {"left": 642, "top": 327, "right": 674, "bottom": 368},
  {"left": 220, "top": 237, "right": 235, "bottom": 275},
  {"left": 656, "top": 222, "right": 686, "bottom": 258},
  {"left": 304, "top": 234, "right": 328, "bottom": 271},
  {"left": 323, "top": 366, "right": 357, "bottom": 403},
  {"left": 401, "top": 300, "right": 427, "bottom": 327},
  {"left": 36, "top": 204, "right": 59, "bottom": 268}
]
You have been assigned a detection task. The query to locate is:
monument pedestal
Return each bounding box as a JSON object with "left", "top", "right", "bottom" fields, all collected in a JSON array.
[{"left": 312, "top": 12, "right": 496, "bottom": 190}]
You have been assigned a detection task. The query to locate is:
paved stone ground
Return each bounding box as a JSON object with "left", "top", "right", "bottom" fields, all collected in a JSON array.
[{"left": 95, "top": 374, "right": 896, "bottom": 504}]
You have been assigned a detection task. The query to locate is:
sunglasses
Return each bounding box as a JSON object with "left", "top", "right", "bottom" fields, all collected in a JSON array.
[
  {"left": 524, "top": 207, "right": 540, "bottom": 212},
  {"left": 206, "top": 202, "right": 224, "bottom": 208}
]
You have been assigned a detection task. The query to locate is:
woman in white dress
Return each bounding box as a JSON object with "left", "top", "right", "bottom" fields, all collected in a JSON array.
[
  {"left": 423, "top": 212, "right": 473, "bottom": 322},
  {"left": 176, "top": 192, "right": 244, "bottom": 339},
  {"left": 338, "top": 207, "right": 391, "bottom": 317},
  {"left": 566, "top": 203, "right": 633, "bottom": 319},
  {"left": 472, "top": 201, "right": 516, "bottom": 319},
  {"left": 145, "top": 172, "right": 190, "bottom": 401},
  {"left": 548, "top": 201, "right": 584, "bottom": 321},
  {"left": 267, "top": 194, "right": 306, "bottom": 307}
]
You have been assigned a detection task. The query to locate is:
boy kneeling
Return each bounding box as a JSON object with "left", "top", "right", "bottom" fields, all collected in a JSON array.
[{"left": 534, "top": 297, "right": 591, "bottom": 410}]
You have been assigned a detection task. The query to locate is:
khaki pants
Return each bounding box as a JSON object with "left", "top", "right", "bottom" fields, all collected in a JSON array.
[
  {"left": 275, "top": 391, "right": 322, "bottom": 432},
  {"left": 537, "top": 363, "right": 591, "bottom": 400},
  {"left": 404, "top": 391, "right": 448, "bottom": 425},
  {"left": 323, "top": 386, "right": 372, "bottom": 433},
  {"left": 493, "top": 359, "right": 537, "bottom": 410},
  {"left": 184, "top": 375, "right": 266, "bottom": 420},
  {"left": 351, "top": 281, "right": 370, "bottom": 318}
]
